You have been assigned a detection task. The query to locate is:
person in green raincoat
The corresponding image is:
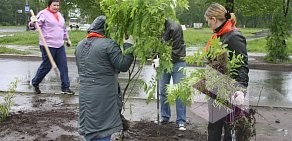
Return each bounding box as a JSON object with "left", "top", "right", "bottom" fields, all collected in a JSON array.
[{"left": 75, "top": 15, "right": 134, "bottom": 141}]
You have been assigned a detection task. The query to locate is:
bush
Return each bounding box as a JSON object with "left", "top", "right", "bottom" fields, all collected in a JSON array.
[{"left": 0, "top": 79, "right": 19, "bottom": 122}]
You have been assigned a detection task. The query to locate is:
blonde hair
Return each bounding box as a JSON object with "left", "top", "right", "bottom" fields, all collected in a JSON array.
[{"left": 204, "top": 3, "right": 237, "bottom": 26}]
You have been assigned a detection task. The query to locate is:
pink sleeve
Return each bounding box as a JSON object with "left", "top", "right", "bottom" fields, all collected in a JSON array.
[
  {"left": 36, "top": 12, "right": 45, "bottom": 28},
  {"left": 28, "top": 11, "right": 45, "bottom": 30}
]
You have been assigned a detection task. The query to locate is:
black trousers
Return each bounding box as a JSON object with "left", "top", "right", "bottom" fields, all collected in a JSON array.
[
  {"left": 208, "top": 117, "right": 232, "bottom": 141},
  {"left": 32, "top": 45, "right": 70, "bottom": 90}
]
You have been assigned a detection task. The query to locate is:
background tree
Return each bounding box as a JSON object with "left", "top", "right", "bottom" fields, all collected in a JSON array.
[
  {"left": 65, "top": 0, "right": 103, "bottom": 22},
  {"left": 0, "top": 0, "right": 27, "bottom": 25},
  {"left": 60, "top": 0, "right": 73, "bottom": 20},
  {"left": 176, "top": 0, "right": 206, "bottom": 26},
  {"left": 1, "top": 0, "right": 285, "bottom": 30},
  {"left": 175, "top": 0, "right": 275, "bottom": 28},
  {"left": 30, "top": 0, "right": 46, "bottom": 13},
  {"left": 0, "top": 0, "right": 51, "bottom": 25},
  {"left": 205, "top": 0, "right": 291, "bottom": 62}
]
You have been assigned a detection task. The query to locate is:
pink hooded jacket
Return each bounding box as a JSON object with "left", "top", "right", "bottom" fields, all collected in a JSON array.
[{"left": 29, "top": 9, "right": 68, "bottom": 48}]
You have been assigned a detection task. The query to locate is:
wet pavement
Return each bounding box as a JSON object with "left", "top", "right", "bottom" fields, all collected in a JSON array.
[
  {"left": 0, "top": 27, "right": 26, "bottom": 33},
  {"left": 0, "top": 55, "right": 292, "bottom": 108}
]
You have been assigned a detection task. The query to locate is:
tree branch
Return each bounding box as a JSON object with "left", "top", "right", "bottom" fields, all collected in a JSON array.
[{"left": 283, "top": 0, "right": 290, "bottom": 17}]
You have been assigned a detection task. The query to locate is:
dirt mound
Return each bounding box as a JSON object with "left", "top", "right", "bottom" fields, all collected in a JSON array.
[
  {"left": 126, "top": 121, "right": 206, "bottom": 141},
  {"left": 0, "top": 108, "right": 207, "bottom": 141}
]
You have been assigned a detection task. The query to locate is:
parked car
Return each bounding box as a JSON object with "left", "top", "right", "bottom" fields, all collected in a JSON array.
[
  {"left": 69, "top": 18, "right": 79, "bottom": 29},
  {"left": 79, "top": 24, "right": 90, "bottom": 31}
]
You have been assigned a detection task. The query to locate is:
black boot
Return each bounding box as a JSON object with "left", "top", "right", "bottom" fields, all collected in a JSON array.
[
  {"left": 34, "top": 85, "right": 41, "bottom": 94},
  {"left": 61, "top": 88, "right": 75, "bottom": 95}
]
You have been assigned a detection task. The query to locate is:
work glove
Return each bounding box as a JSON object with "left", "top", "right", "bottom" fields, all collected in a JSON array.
[
  {"left": 231, "top": 91, "right": 245, "bottom": 106},
  {"left": 30, "top": 16, "right": 37, "bottom": 23},
  {"left": 152, "top": 58, "right": 160, "bottom": 69},
  {"left": 123, "top": 35, "right": 134, "bottom": 44},
  {"left": 66, "top": 39, "right": 72, "bottom": 47}
]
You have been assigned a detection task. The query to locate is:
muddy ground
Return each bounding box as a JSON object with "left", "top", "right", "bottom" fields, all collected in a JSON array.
[
  {"left": 0, "top": 109, "right": 207, "bottom": 141},
  {"left": 1, "top": 93, "right": 292, "bottom": 141},
  {"left": 0, "top": 94, "right": 207, "bottom": 141}
]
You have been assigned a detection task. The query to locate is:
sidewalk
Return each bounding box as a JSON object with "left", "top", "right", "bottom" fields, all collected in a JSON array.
[{"left": 1, "top": 45, "right": 292, "bottom": 72}]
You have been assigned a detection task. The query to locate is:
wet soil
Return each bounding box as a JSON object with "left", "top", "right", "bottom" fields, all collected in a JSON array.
[
  {"left": 0, "top": 104, "right": 206, "bottom": 141},
  {"left": 1, "top": 93, "right": 292, "bottom": 141},
  {"left": 0, "top": 107, "right": 82, "bottom": 141},
  {"left": 126, "top": 121, "right": 206, "bottom": 141}
]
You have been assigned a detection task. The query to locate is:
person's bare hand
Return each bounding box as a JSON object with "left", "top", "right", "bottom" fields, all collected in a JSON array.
[
  {"left": 231, "top": 91, "right": 245, "bottom": 105},
  {"left": 66, "top": 40, "right": 72, "bottom": 47},
  {"left": 30, "top": 16, "right": 37, "bottom": 23}
]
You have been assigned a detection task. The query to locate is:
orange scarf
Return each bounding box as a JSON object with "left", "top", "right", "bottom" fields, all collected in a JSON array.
[
  {"left": 47, "top": 8, "right": 59, "bottom": 21},
  {"left": 87, "top": 32, "right": 105, "bottom": 38},
  {"left": 205, "top": 20, "right": 236, "bottom": 51}
]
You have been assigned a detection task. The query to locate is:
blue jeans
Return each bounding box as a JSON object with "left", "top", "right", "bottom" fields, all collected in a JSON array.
[
  {"left": 86, "top": 135, "right": 111, "bottom": 141},
  {"left": 32, "top": 45, "right": 70, "bottom": 90},
  {"left": 159, "top": 61, "right": 186, "bottom": 124}
]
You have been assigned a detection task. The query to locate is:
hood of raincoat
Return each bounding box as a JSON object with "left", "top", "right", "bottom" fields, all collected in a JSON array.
[{"left": 87, "top": 15, "right": 106, "bottom": 35}]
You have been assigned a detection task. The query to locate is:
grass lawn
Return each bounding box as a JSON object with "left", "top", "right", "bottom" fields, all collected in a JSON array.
[
  {"left": 0, "top": 26, "right": 26, "bottom": 29},
  {"left": 0, "top": 27, "right": 291, "bottom": 55},
  {"left": 247, "top": 37, "right": 292, "bottom": 53},
  {"left": 184, "top": 28, "right": 291, "bottom": 54},
  {"left": 0, "top": 46, "right": 30, "bottom": 55},
  {"left": 0, "top": 30, "right": 86, "bottom": 55}
]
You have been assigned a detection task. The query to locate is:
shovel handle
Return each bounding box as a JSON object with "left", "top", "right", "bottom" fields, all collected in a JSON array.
[{"left": 30, "top": 9, "right": 57, "bottom": 69}]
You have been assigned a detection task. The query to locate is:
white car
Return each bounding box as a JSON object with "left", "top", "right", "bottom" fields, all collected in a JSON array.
[
  {"left": 79, "top": 24, "right": 91, "bottom": 31},
  {"left": 69, "top": 18, "right": 79, "bottom": 29}
]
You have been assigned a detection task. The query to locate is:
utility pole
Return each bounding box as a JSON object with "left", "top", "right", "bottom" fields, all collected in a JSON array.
[
  {"left": 25, "top": 0, "right": 30, "bottom": 30},
  {"left": 226, "top": 0, "right": 234, "bottom": 13}
]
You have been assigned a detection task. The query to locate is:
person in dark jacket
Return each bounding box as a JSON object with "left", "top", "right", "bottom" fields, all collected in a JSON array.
[
  {"left": 204, "top": 3, "right": 249, "bottom": 141},
  {"left": 75, "top": 16, "right": 134, "bottom": 141},
  {"left": 157, "top": 19, "right": 187, "bottom": 130}
]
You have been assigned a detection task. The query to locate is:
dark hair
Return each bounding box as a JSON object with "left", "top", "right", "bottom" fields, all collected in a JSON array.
[{"left": 48, "top": 0, "right": 60, "bottom": 7}]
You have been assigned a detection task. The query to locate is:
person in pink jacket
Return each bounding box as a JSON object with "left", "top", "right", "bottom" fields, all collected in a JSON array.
[{"left": 29, "top": 0, "right": 74, "bottom": 95}]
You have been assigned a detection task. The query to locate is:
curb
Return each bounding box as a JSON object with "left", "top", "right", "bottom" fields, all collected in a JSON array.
[
  {"left": 1, "top": 91, "right": 292, "bottom": 109},
  {"left": 1, "top": 54, "right": 292, "bottom": 71}
]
